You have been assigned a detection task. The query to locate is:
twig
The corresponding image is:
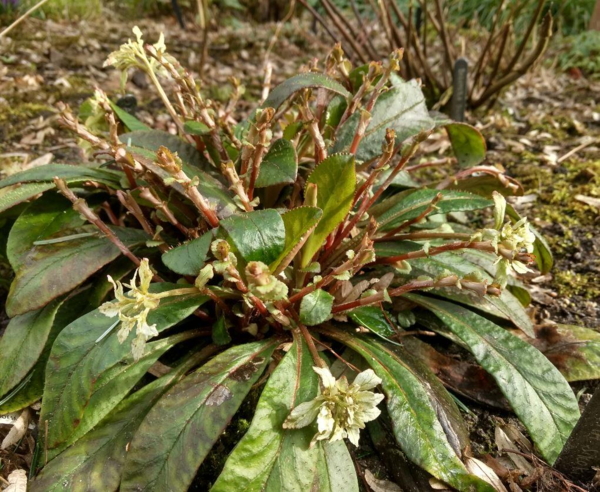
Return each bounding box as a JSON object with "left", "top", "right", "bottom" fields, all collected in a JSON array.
[
  {"left": 557, "top": 138, "right": 599, "bottom": 163},
  {"left": 298, "top": 0, "right": 350, "bottom": 59},
  {"left": 320, "top": 0, "right": 368, "bottom": 63},
  {"left": 503, "top": 0, "right": 545, "bottom": 75},
  {"left": 432, "top": 0, "right": 455, "bottom": 78},
  {"left": 469, "top": 0, "right": 506, "bottom": 100},
  {"left": 54, "top": 178, "right": 146, "bottom": 272},
  {"left": 0, "top": 0, "right": 51, "bottom": 40},
  {"left": 473, "top": 13, "right": 552, "bottom": 108},
  {"left": 350, "top": 0, "right": 380, "bottom": 60}
]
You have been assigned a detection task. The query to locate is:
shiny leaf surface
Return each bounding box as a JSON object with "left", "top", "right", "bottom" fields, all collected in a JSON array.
[
  {"left": 255, "top": 138, "right": 297, "bottom": 188},
  {"left": 324, "top": 328, "right": 491, "bottom": 492},
  {"left": 408, "top": 294, "right": 580, "bottom": 464},
  {"left": 221, "top": 209, "right": 285, "bottom": 264},
  {"left": 40, "top": 285, "right": 208, "bottom": 458},
  {"left": 6, "top": 226, "right": 148, "bottom": 317},
  {"left": 121, "top": 340, "right": 277, "bottom": 492},
  {"left": 301, "top": 154, "right": 355, "bottom": 267},
  {"left": 162, "top": 231, "right": 213, "bottom": 276},
  {"left": 333, "top": 80, "right": 434, "bottom": 161}
]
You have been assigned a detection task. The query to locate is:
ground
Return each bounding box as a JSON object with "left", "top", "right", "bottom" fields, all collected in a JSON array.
[{"left": 0, "top": 11, "right": 599, "bottom": 492}]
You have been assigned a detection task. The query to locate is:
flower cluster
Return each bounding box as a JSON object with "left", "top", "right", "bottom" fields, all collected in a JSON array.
[
  {"left": 478, "top": 192, "right": 536, "bottom": 288},
  {"left": 103, "top": 26, "right": 168, "bottom": 89},
  {"left": 284, "top": 366, "right": 384, "bottom": 447},
  {"left": 99, "top": 258, "right": 160, "bottom": 360}
]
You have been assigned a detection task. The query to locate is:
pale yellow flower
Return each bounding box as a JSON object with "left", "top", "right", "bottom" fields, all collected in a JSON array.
[
  {"left": 284, "top": 366, "right": 384, "bottom": 447},
  {"left": 103, "top": 26, "right": 168, "bottom": 88},
  {"left": 99, "top": 258, "right": 160, "bottom": 360},
  {"left": 479, "top": 193, "right": 536, "bottom": 288}
]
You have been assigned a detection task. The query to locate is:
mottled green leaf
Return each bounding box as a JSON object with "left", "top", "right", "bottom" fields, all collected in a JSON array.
[
  {"left": 109, "top": 100, "right": 151, "bottom": 132},
  {"left": 445, "top": 123, "right": 486, "bottom": 168},
  {"left": 270, "top": 206, "right": 322, "bottom": 271},
  {"left": 300, "top": 289, "right": 334, "bottom": 326},
  {"left": 32, "top": 377, "right": 171, "bottom": 492},
  {"left": 30, "top": 348, "right": 214, "bottom": 492},
  {"left": 120, "top": 340, "right": 277, "bottom": 492},
  {"left": 6, "top": 226, "right": 148, "bottom": 317},
  {"left": 215, "top": 339, "right": 312, "bottom": 490},
  {"left": 0, "top": 298, "right": 64, "bottom": 399},
  {"left": 262, "top": 73, "right": 351, "bottom": 111},
  {"left": 324, "top": 328, "right": 491, "bottom": 492},
  {"left": 162, "top": 230, "right": 213, "bottom": 276},
  {"left": 555, "top": 325, "right": 600, "bottom": 382},
  {"left": 0, "top": 183, "right": 55, "bottom": 214},
  {"left": 348, "top": 306, "right": 396, "bottom": 340},
  {"left": 447, "top": 175, "right": 523, "bottom": 198},
  {"left": 120, "top": 130, "right": 208, "bottom": 169},
  {"left": 0, "top": 294, "right": 90, "bottom": 414},
  {"left": 121, "top": 131, "right": 237, "bottom": 218},
  {"left": 6, "top": 193, "right": 84, "bottom": 270},
  {"left": 374, "top": 189, "right": 492, "bottom": 231},
  {"left": 394, "top": 249, "right": 535, "bottom": 337},
  {"left": 40, "top": 284, "right": 209, "bottom": 458},
  {"left": 255, "top": 138, "right": 298, "bottom": 188},
  {"left": 301, "top": 153, "right": 355, "bottom": 267},
  {"left": 221, "top": 209, "right": 285, "bottom": 264},
  {"left": 184, "top": 120, "right": 210, "bottom": 135},
  {"left": 333, "top": 80, "right": 435, "bottom": 161},
  {"left": 212, "top": 317, "right": 231, "bottom": 346},
  {"left": 316, "top": 440, "right": 359, "bottom": 492},
  {"left": 0, "top": 164, "right": 121, "bottom": 190},
  {"left": 407, "top": 294, "right": 580, "bottom": 464}
]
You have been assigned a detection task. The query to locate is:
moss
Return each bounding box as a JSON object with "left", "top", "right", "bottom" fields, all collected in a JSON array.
[{"left": 554, "top": 270, "right": 600, "bottom": 298}]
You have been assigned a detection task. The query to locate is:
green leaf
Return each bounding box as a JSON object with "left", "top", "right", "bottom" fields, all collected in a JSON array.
[
  {"left": 30, "top": 348, "right": 211, "bottom": 492},
  {"left": 445, "top": 123, "right": 487, "bottom": 168},
  {"left": 375, "top": 189, "right": 492, "bottom": 231},
  {"left": 0, "top": 294, "right": 91, "bottom": 414},
  {"left": 396, "top": 250, "right": 535, "bottom": 337},
  {"left": 108, "top": 100, "right": 151, "bottom": 132},
  {"left": 6, "top": 226, "right": 148, "bottom": 317},
  {"left": 213, "top": 339, "right": 358, "bottom": 492},
  {"left": 255, "top": 138, "right": 298, "bottom": 188},
  {"left": 554, "top": 325, "right": 600, "bottom": 382},
  {"left": 0, "top": 183, "right": 55, "bottom": 214},
  {"left": 506, "top": 204, "right": 553, "bottom": 274},
  {"left": 0, "top": 164, "right": 122, "bottom": 190},
  {"left": 407, "top": 294, "right": 580, "bottom": 464},
  {"left": 40, "top": 285, "right": 209, "bottom": 458},
  {"left": 121, "top": 131, "right": 238, "bottom": 218},
  {"left": 332, "top": 79, "right": 435, "bottom": 161},
  {"left": 120, "top": 130, "right": 208, "bottom": 169},
  {"left": 120, "top": 340, "right": 277, "bottom": 492},
  {"left": 324, "top": 328, "right": 492, "bottom": 492},
  {"left": 261, "top": 73, "right": 351, "bottom": 111},
  {"left": 299, "top": 289, "right": 334, "bottom": 326},
  {"left": 162, "top": 230, "right": 213, "bottom": 276},
  {"left": 221, "top": 209, "right": 285, "bottom": 264},
  {"left": 316, "top": 440, "right": 359, "bottom": 492},
  {"left": 212, "top": 317, "right": 231, "bottom": 345},
  {"left": 184, "top": 120, "right": 210, "bottom": 135},
  {"left": 32, "top": 379, "right": 170, "bottom": 492},
  {"left": 301, "top": 153, "right": 355, "bottom": 267},
  {"left": 348, "top": 306, "right": 396, "bottom": 340},
  {"left": 0, "top": 298, "right": 64, "bottom": 399},
  {"left": 447, "top": 175, "right": 523, "bottom": 198},
  {"left": 270, "top": 206, "right": 322, "bottom": 271},
  {"left": 6, "top": 192, "right": 84, "bottom": 270}
]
